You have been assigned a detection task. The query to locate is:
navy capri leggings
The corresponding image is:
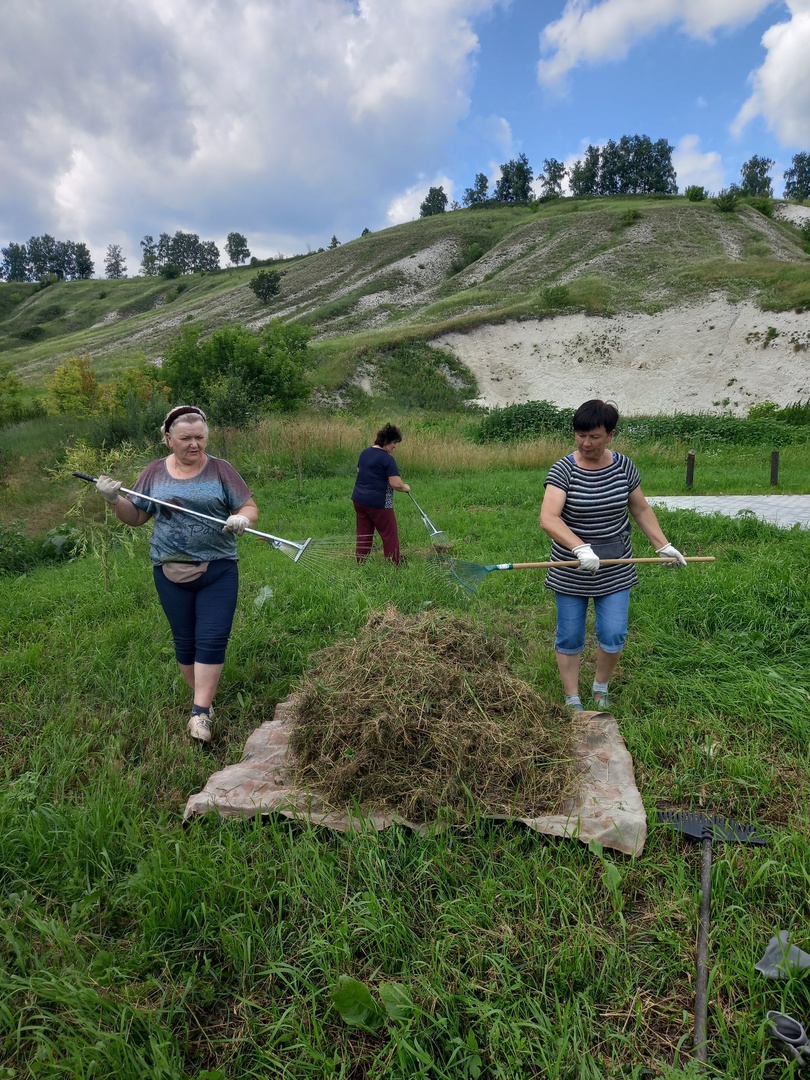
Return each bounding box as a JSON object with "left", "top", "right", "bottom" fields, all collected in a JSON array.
[{"left": 153, "top": 559, "right": 239, "bottom": 666}]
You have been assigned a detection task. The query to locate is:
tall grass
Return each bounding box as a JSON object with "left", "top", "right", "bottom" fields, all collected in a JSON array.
[{"left": 1, "top": 446, "right": 809, "bottom": 1077}]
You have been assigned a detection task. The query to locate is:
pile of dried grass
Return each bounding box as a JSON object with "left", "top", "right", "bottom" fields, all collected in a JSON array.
[{"left": 288, "top": 606, "right": 580, "bottom": 823}]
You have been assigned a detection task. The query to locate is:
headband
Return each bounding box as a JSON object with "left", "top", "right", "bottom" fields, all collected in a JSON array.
[{"left": 163, "top": 406, "right": 207, "bottom": 432}]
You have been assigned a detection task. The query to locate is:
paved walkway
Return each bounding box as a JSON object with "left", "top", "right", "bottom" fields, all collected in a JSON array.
[{"left": 647, "top": 494, "right": 810, "bottom": 529}]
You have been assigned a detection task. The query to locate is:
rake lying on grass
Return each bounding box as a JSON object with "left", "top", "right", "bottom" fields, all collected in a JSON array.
[
  {"left": 73, "top": 471, "right": 359, "bottom": 569},
  {"left": 407, "top": 492, "right": 452, "bottom": 548},
  {"left": 432, "top": 553, "right": 716, "bottom": 594}
]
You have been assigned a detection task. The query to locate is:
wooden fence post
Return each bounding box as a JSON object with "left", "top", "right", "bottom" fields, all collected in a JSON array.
[
  {"left": 771, "top": 450, "right": 779, "bottom": 487},
  {"left": 686, "top": 449, "right": 696, "bottom": 490}
]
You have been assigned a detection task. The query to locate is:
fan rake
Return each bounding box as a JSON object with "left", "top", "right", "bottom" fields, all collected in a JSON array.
[
  {"left": 432, "top": 553, "right": 716, "bottom": 595},
  {"left": 408, "top": 492, "right": 452, "bottom": 548},
  {"left": 73, "top": 471, "right": 359, "bottom": 571}
]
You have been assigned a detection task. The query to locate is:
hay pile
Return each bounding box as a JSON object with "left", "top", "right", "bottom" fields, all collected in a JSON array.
[{"left": 288, "top": 606, "right": 580, "bottom": 823}]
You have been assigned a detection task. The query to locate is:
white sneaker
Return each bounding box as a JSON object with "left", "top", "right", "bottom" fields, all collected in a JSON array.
[{"left": 188, "top": 713, "right": 212, "bottom": 743}]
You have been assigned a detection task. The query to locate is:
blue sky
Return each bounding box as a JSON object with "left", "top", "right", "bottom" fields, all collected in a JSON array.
[{"left": 1, "top": 0, "right": 808, "bottom": 274}]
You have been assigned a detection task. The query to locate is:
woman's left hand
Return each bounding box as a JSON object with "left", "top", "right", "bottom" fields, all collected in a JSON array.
[{"left": 223, "top": 514, "right": 251, "bottom": 535}]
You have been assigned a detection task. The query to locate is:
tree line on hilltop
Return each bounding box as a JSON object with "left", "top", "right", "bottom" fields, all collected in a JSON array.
[
  {"left": 419, "top": 140, "right": 810, "bottom": 216},
  {"left": 2, "top": 138, "right": 809, "bottom": 282}
]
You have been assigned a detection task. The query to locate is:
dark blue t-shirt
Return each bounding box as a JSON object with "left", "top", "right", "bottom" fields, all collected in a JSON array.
[{"left": 351, "top": 446, "right": 401, "bottom": 509}]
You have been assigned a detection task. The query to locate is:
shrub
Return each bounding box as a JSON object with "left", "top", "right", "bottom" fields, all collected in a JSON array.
[
  {"left": 685, "top": 185, "right": 707, "bottom": 202},
  {"left": 617, "top": 208, "right": 642, "bottom": 227},
  {"left": 714, "top": 187, "right": 740, "bottom": 213},
  {"left": 745, "top": 196, "right": 774, "bottom": 218},
  {"left": 449, "top": 241, "right": 486, "bottom": 275},
  {"left": 474, "top": 401, "right": 810, "bottom": 447},
  {"left": 160, "top": 320, "right": 313, "bottom": 419},
  {"left": 0, "top": 521, "right": 40, "bottom": 576},
  {"left": 249, "top": 268, "right": 283, "bottom": 303},
  {"left": 369, "top": 341, "right": 478, "bottom": 411},
  {"left": 46, "top": 354, "right": 99, "bottom": 417},
  {"left": 475, "top": 400, "right": 574, "bottom": 443}
]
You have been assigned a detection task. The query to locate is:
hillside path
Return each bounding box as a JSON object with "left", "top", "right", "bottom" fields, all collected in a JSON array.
[{"left": 647, "top": 494, "right": 810, "bottom": 529}]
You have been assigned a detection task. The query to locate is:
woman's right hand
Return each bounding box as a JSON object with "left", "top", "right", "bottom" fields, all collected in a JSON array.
[
  {"left": 96, "top": 475, "right": 122, "bottom": 504},
  {"left": 573, "top": 544, "right": 600, "bottom": 571}
]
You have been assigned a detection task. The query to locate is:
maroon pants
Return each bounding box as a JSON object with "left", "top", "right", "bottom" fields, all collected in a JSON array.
[{"left": 354, "top": 502, "right": 400, "bottom": 564}]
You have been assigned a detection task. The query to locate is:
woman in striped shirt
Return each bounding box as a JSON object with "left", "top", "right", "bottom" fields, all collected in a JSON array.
[{"left": 540, "top": 399, "right": 685, "bottom": 713}]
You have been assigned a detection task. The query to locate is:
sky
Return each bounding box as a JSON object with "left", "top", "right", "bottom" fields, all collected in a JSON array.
[{"left": 2, "top": 0, "right": 809, "bottom": 275}]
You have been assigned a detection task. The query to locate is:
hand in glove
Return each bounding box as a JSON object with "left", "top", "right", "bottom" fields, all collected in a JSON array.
[
  {"left": 573, "top": 544, "right": 600, "bottom": 571},
  {"left": 655, "top": 543, "right": 686, "bottom": 567},
  {"left": 222, "top": 514, "right": 251, "bottom": 536},
  {"left": 96, "top": 474, "right": 122, "bottom": 504}
]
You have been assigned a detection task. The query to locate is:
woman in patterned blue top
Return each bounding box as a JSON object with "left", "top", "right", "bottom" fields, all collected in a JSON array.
[
  {"left": 94, "top": 405, "right": 259, "bottom": 744},
  {"left": 351, "top": 423, "right": 411, "bottom": 565},
  {"left": 540, "top": 399, "right": 685, "bottom": 713}
]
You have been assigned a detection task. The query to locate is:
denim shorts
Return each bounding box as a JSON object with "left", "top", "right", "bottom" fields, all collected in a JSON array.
[{"left": 553, "top": 589, "right": 631, "bottom": 655}]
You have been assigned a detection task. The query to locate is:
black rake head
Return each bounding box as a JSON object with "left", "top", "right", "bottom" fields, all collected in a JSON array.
[{"left": 657, "top": 810, "right": 768, "bottom": 845}]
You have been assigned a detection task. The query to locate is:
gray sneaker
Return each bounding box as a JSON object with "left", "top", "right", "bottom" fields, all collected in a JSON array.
[{"left": 188, "top": 713, "right": 212, "bottom": 743}]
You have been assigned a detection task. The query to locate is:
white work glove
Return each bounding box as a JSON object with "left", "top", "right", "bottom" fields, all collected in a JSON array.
[
  {"left": 656, "top": 543, "right": 687, "bottom": 567},
  {"left": 96, "top": 474, "right": 122, "bottom": 504},
  {"left": 573, "top": 544, "right": 600, "bottom": 571},
  {"left": 222, "top": 514, "right": 251, "bottom": 536}
]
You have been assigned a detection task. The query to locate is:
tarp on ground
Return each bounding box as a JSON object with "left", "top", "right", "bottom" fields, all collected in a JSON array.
[{"left": 183, "top": 702, "right": 647, "bottom": 856}]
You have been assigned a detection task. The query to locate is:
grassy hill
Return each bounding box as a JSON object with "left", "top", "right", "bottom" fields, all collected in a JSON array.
[{"left": 3, "top": 195, "right": 809, "bottom": 402}]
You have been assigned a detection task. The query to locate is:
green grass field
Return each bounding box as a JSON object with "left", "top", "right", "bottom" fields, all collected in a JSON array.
[{"left": 1, "top": 416, "right": 809, "bottom": 1078}]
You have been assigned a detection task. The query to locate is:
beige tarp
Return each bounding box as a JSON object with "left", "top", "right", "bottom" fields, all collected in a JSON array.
[{"left": 184, "top": 702, "right": 647, "bottom": 856}]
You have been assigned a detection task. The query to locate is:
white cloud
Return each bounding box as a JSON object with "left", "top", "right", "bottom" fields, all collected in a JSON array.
[
  {"left": 732, "top": 0, "right": 810, "bottom": 145},
  {"left": 537, "top": 0, "right": 776, "bottom": 86},
  {"left": 0, "top": 0, "right": 501, "bottom": 267},
  {"left": 672, "top": 134, "right": 725, "bottom": 193}
]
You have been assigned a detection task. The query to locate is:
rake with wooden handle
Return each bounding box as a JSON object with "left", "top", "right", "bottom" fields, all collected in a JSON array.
[
  {"left": 432, "top": 553, "right": 715, "bottom": 595},
  {"left": 657, "top": 811, "right": 768, "bottom": 1064}
]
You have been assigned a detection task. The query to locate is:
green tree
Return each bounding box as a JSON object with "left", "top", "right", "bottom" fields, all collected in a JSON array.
[
  {"left": 1, "top": 242, "right": 29, "bottom": 282},
  {"left": 248, "top": 268, "right": 283, "bottom": 303},
  {"left": 168, "top": 231, "right": 200, "bottom": 273},
  {"left": 47, "top": 354, "right": 99, "bottom": 416},
  {"left": 539, "top": 158, "right": 566, "bottom": 198},
  {"left": 419, "top": 185, "right": 448, "bottom": 217},
  {"left": 494, "top": 153, "right": 534, "bottom": 202},
  {"left": 225, "top": 231, "right": 251, "bottom": 265},
  {"left": 140, "top": 235, "right": 158, "bottom": 276},
  {"left": 197, "top": 239, "right": 220, "bottom": 272},
  {"left": 328, "top": 235, "right": 341, "bottom": 248},
  {"left": 783, "top": 152, "right": 810, "bottom": 200},
  {"left": 462, "top": 172, "right": 489, "bottom": 207},
  {"left": 74, "top": 243, "right": 94, "bottom": 279},
  {"left": 104, "top": 244, "right": 127, "bottom": 279},
  {"left": 740, "top": 155, "right": 774, "bottom": 197},
  {"left": 569, "top": 145, "right": 600, "bottom": 196}
]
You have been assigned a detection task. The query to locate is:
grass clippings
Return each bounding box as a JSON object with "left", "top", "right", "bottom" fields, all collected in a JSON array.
[{"left": 288, "top": 605, "right": 579, "bottom": 822}]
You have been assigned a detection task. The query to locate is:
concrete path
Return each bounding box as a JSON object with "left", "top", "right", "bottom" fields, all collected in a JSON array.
[{"left": 647, "top": 494, "right": 810, "bottom": 529}]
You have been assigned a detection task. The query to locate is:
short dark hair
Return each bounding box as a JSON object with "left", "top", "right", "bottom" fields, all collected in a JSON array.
[
  {"left": 374, "top": 423, "right": 402, "bottom": 447},
  {"left": 573, "top": 399, "right": 618, "bottom": 434}
]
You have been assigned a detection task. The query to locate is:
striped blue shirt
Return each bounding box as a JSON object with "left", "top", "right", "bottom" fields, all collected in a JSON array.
[{"left": 543, "top": 452, "right": 641, "bottom": 596}]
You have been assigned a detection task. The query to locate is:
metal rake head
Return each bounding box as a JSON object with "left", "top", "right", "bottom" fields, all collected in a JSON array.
[{"left": 657, "top": 810, "right": 768, "bottom": 845}]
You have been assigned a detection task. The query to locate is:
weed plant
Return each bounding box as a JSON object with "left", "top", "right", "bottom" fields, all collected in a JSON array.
[{"left": 1, "top": 438, "right": 809, "bottom": 1077}]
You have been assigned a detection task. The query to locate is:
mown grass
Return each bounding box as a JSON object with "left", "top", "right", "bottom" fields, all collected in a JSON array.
[{"left": 1, "top": 415, "right": 809, "bottom": 1078}]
